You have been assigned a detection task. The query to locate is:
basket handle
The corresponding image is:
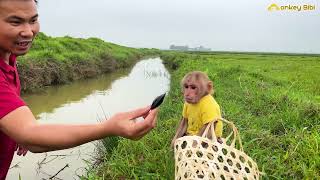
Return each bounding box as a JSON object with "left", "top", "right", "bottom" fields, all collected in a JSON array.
[{"left": 201, "top": 117, "right": 243, "bottom": 151}]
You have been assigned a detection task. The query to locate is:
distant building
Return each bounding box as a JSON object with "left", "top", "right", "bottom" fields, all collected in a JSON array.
[
  {"left": 170, "top": 44, "right": 211, "bottom": 51},
  {"left": 170, "top": 45, "right": 189, "bottom": 51},
  {"left": 190, "top": 46, "right": 211, "bottom": 51}
]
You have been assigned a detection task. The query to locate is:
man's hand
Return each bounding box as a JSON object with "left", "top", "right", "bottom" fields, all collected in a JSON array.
[
  {"left": 104, "top": 106, "right": 158, "bottom": 140},
  {"left": 15, "top": 144, "right": 28, "bottom": 156}
]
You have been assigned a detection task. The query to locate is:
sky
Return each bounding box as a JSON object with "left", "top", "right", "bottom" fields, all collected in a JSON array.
[{"left": 37, "top": 0, "right": 320, "bottom": 54}]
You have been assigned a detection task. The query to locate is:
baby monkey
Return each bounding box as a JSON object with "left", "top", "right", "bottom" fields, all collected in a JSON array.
[{"left": 171, "top": 71, "right": 223, "bottom": 147}]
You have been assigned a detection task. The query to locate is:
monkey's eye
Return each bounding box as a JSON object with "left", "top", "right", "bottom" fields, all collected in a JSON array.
[
  {"left": 184, "top": 85, "right": 189, "bottom": 89},
  {"left": 190, "top": 85, "right": 197, "bottom": 90}
]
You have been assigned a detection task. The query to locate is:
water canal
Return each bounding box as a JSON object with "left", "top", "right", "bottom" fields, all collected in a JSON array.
[{"left": 8, "top": 57, "right": 170, "bottom": 180}]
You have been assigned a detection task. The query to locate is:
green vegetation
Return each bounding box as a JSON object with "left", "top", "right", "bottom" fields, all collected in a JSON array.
[
  {"left": 87, "top": 52, "right": 319, "bottom": 179},
  {"left": 18, "top": 32, "right": 159, "bottom": 92}
]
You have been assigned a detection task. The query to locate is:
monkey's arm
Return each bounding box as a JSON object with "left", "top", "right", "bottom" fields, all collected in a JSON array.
[
  {"left": 171, "top": 118, "right": 187, "bottom": 148},
  {"left": 198, "top": 122, "right": 223, "bottom": 143},
  {"left": 174, "top": 118, "right": 187, "bottom": 138},
  {"left": 178, "top": 118, "right": 188, "bottom": 138},
  {"left": 198, "top": 123, "right": 209, "bottom": 137}
]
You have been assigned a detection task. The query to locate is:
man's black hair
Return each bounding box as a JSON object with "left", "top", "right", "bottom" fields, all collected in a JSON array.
[{"left": 0, "top": 0, "right": 38, "bottom": 2}]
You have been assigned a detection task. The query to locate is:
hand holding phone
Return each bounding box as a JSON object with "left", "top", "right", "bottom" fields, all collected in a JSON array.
[{"left": 150, "top": 93, "right": 166, "bottom": 110}]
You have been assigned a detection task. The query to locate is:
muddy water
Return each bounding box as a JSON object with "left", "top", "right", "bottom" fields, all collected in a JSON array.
[{"left": 7, "top": 57, "right": 170, "bottom": 180}]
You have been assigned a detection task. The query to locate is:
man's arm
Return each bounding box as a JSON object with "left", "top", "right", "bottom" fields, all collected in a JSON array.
[{"left": 0, "top": 106, "right": 158, "bottom": 153}]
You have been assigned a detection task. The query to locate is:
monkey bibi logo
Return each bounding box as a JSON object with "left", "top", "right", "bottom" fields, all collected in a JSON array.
[
  {"left": 268, "top": 4, "right": 280, "bottom": 11},
  {"left": 268, "top": 3, "right": 316, "bottom": 12}
]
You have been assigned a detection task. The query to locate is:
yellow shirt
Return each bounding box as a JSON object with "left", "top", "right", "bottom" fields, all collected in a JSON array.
[{"left": 182, "top": 94, "right": 223, "bottom": 137}]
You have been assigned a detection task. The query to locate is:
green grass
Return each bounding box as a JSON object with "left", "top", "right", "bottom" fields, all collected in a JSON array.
[
  {"left": 17, "top": 32, "right": 159, "bottom": 92},
  {"left": 85, "top": 52, "right": 319, "bottom": 179},
  {"left": 20, "top": 32, "right": 152, "bottom": 63}
]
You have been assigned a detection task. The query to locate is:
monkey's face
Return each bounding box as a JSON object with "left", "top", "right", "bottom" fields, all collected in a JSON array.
[
  {"left": 181, "top": 71, "right": 212, "bottom": 104},
  {"left": 183, "top": 82, "right": 202, "bottom": 104}
]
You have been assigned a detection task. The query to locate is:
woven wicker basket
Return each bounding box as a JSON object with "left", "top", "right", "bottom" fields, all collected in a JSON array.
[{"left": 174, "top": 118, "right": 261, "bottom": 180}]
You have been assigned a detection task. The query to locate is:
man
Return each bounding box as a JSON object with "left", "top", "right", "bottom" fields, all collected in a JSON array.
[{"left": 0, "top": 0, "right": 158, "bottom": 179}]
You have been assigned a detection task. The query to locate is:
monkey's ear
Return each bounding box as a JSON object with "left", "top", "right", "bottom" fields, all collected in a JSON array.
[{"left": 207, "top": 81, "right": 213, "bottom": 94}]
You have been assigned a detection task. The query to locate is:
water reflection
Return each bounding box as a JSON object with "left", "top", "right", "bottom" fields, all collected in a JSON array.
[{"left": 22, "top": 68, "right": 131, "bottom": 117}]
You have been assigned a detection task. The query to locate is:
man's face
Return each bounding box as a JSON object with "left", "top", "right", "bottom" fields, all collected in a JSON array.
[{"left": 0, "top": 0, "right": 39, "bottom": 59}]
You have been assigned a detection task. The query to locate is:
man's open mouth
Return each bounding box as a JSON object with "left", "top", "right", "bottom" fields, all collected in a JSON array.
[{"left": 16, "top": 41, "right": 32, "bottom": 48}]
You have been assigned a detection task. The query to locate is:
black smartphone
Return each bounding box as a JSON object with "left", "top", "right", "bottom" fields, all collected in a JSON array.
[{"left": 150, "top": 93, "right": 166, "bottom": 110}]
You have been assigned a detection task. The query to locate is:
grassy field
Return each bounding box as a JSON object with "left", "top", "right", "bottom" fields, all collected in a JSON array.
[
  {"left": 17, "top": 32, "right": 158, "bottom": 92},
  {"left": 86, "top": 51, "right": 319, "bottom": 179}
]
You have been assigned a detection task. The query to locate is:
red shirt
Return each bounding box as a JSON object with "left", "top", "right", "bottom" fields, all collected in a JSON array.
[{"left": 0, "top": 55, "right": 25, "bottom": 180}]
